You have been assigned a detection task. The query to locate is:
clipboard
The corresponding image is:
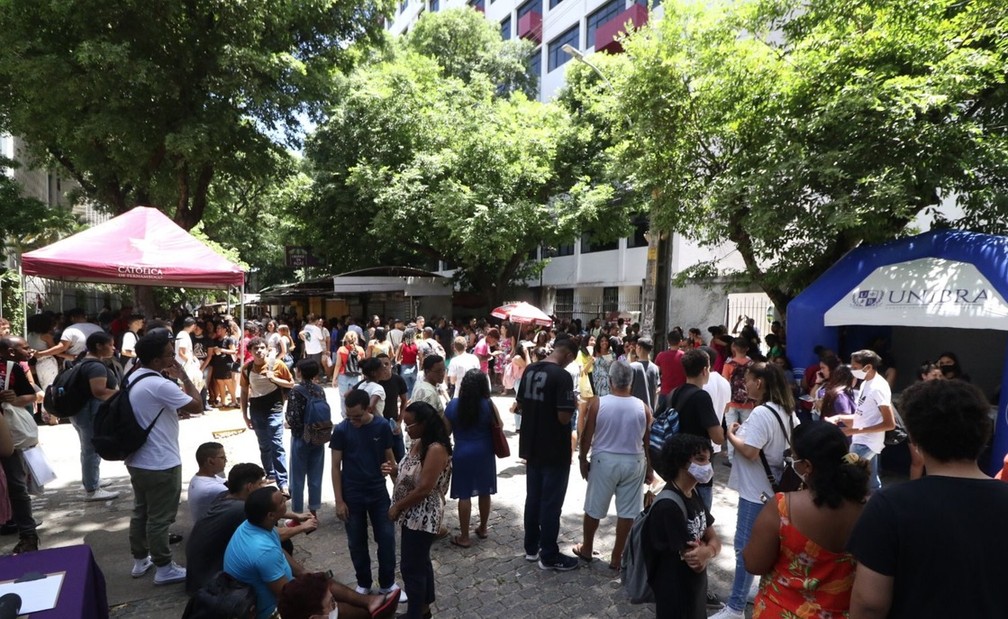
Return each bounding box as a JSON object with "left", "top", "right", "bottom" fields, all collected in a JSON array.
[{"left": 0, "top": 570, "right": 65, "bottom": 613}]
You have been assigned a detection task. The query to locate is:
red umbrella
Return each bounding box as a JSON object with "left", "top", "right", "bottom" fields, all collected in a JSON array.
[{"left": 491, "top": 301, "right": 553, "bottom": 327}]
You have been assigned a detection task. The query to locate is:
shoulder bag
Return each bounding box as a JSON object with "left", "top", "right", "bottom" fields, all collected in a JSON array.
[{"left": 757, "top": 403, "right": 804, "bottom": 494}]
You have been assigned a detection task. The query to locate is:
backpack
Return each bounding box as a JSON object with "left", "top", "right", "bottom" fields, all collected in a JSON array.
[
  {"left": 344, "top": 346, "right": 362, "bottom": 375},
  {"left": 295, "top": 384, "right": 333, "bottom": 446},
  {"left": 621, "top": 488, "right": 687, "bottom": 604},
  {"left": 91, "top": 372, "right": 162, "bottom": 461},
  {"left": 42, "top": 358, "right": 106, "bottom": 418},
  {"left": 728, "top": 359, "right": 752, "bottom": 404},
  {"left": 884, "top": 401, "right": 908, "bottom": 446},
  {"left": 182, "top": 571, "right": 255, "bottom": 619},
  {"left": 648, "top": 386, "right": 700, "bottom": 478}
]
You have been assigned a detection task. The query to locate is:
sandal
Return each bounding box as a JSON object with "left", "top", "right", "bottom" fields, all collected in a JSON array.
[
  {"left": 475, "top": 526, "right": 488, "bottom": 540},
  {"left": 571, "top": 544, "right": 595, "bottom": 562},
  {"left": 450, "top": 535, "right": 472, "bottom": 548}
]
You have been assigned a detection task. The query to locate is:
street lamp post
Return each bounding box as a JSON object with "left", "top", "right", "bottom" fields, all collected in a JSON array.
[{"left": 561, "top": 43, "right": 667, "bottom": 342}]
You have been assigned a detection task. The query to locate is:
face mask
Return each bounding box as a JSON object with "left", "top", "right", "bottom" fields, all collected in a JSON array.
[
  {"left": 329, "top": 611, "right": 339, "bottom": 619},
  {"left": 688, "top": 462, "right": 714, "bottom": 484},
  {"left": 851, "top": 368, "right": 867, "bottom": 380}
]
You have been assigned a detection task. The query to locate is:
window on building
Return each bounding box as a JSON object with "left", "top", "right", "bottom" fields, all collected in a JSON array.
[
  {"left": 501, "top": 16, "right": 512, "bottom": 40},
  {"left": 586, "top": 0, "right": 623, "bottom": 48},
  {"left": 528, "top": 246, "right": 539, "bottom": 261},
  {"left": 547, "top": 25, "right": 580, "bottom": 72},
  {"left": 556, "top": 289, "right": 574, "bottom": 320},
  {"left": 603, "top": 287, "right": 619, "bottom": 314},
  {"left": 626, "top": 215, "right": 649, "bottom": 248},
  {"left": 557, "top": 240, "right": 575, "bottom": 256},
  {"left": 469, "top": 0, "right": 484, "bottom": 10},
  {"left": 549, "top": 0, "right": 563, "bottom": 9},
  {"left": 581, "top": 232, "right": 619, "bottom": 253},
  {"left": 528, "top": 48, "right": 542, "bottom": 98},
  {"left": 517, "top": 0, "right": 542, "bottom": 19},
  {"left": 399, "top": 0, "right": 406, "bottom": 13},
  {"left": 430, "top": 0, "right": 439, "bottom": 11}
]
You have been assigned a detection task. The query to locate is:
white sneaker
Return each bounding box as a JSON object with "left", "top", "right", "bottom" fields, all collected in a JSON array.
[
  {"left": 524, "top": 552, "right": 538, "bottom": 561},
  {"left": 709, "top": 607, "right": 744, "bottom": 619},
  {"left": 153, "top": 561, "right": 186, "bottom": 585},
  {"left": 99, "top": 479, "right": 114, "bottom": 488},
  {"left": 378, "top": 583, "right": 407, "bottom": 603},
  {"left": 84, "top": 488, "right": 120, "bottom": 501},
  {"left": 131, "top": 556, "right": 153, "bottom": 578},
  {"left": 354, "top": 585, "right": 372, "bottom": 595}
]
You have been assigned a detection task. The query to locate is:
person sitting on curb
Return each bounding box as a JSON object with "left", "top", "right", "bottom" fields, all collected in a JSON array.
[
  {"left": 225, "top": 486, "right": 400, "bottom": 619},
  {"left": 187, "top": 441, "right": 228, "bottom": 522}
]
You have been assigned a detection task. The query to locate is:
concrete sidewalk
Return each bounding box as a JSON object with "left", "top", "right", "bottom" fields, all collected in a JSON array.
[{"left": 18, "top": 390, "right": 754, "bottom": 618}]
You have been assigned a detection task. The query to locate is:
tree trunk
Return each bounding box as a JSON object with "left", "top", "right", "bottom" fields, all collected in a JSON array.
[{"left": 133, "top": 285, "right": 158, "bottom": 318}]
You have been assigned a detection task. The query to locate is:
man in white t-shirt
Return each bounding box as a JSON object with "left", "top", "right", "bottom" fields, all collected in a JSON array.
[
  {"left": 188, "top": 441, "right": 228, "bottom": 522},
  {"left": 299, "top": 315, "right": 325, "bottom": 363},
  {"left": 118, "top": 314, "right": 145, "bottom": 373},
  {"left": 827, "top": 349, "right": 895, "bottom": 492},
  {"left": 701, "top": 346, "right": 732, "bottom": 454},
  {"left": 447, "top": 336, "right": 481, "bottom": 398},
  {"left": 175, "top": 317, "right": 196, "bottom": 366},
  {"left": 126, "top": 331, "right": 204, "bottom": 585},
  {"left": 56, "top": 308, "right": 103, "bottom": 360}
]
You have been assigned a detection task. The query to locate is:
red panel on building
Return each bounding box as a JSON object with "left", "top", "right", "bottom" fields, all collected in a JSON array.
[
  {"left": 595, "top": 4, "right": 648, "bottom": 54},
  {"left": 517, "top": 11, "right": 542, "bottom": 43}
]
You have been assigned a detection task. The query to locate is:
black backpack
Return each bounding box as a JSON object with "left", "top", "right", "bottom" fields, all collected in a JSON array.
[
  {"left": 42, "top": 358, "right": 106, "bottom": 418},
  {"left": 345, "top": 346, "right": 361, "bottom": 375},
  {"left": 92, "top": 372, "right": 162, "bottom": 461}
]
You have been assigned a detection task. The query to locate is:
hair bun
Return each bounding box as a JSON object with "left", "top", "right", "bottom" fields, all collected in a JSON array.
[{"left": 842, "top": 453, "right": 861, "bottom": 465}]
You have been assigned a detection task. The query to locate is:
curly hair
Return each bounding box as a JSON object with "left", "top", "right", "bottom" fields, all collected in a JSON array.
[
  {"left": 406, "top": 401, "right": 453, "bottom": 460},
  {"left": 899, "top": 379, "right": 991, "bottom": 462},
  {"left": 660, "top": 434, "right": 712, "bottom": 475},
  {"left": 457, "top": 369, "right": 490, "bottom": 429},
  {"left": 277, "top": 572, "right": 329, "bottom": 619},
  {"left": 792, "top": 422, "right": 868, "bottom": 508}
]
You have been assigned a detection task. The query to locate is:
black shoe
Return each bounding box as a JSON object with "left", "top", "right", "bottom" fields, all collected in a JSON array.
[
  {"left": 169, "top": 533, "right": 183, "bottom": 544},
  {"left": 706, "top": 591, "right": 724, "bottom": 608},
  {"left": 12, "top": 533, "right": 38, "bottom": 554},
  {"left": 538, "top": 554, "right": 580, "bottom": 572}
]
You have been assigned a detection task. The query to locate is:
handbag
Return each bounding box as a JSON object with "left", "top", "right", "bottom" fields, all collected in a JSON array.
[
  {"left": 2, "top": 362, "right": 38, "bottom": 450},
  {"left": 884, "top": 402, "right": 908, "bottom": 446},
  {"left": 757, "top": 403, "right": 803, "bottom": 494},
  {"left": 490, "top": 401, "right": 510, "bottom": 458}
]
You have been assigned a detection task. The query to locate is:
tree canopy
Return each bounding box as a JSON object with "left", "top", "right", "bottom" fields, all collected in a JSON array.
[
  {"left": 303, "top": 8, "right": 625, "bottom": 303},
  {"left": 0, "top": 0, "right": 390, "bottom": 229},
  {"left": 586, "top": 0, "right": 1008, "bottom": 313}
]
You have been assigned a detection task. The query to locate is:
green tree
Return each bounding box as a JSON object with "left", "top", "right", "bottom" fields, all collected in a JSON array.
[
  {"left": 599, "top": 0, "right": 1008, "bottom": 314},
  {"left": 0, "top": 0, "right": 390, "bottom": 229}
]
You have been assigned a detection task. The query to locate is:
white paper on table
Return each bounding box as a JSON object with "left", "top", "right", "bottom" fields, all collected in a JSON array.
[
  {"left": 21, "top": 445, "right": 57, "bottom": 486},
  {"left": 0, "top": 570, "right": 65, "bottom": 613}
]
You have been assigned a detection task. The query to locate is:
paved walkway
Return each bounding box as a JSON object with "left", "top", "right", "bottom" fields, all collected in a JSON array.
[{"left": 16, "top": 390, "right": 752, "bottom": 618}]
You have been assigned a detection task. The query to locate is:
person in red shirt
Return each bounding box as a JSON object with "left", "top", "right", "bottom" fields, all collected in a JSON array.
[{"left": 655, "top": 330, "right": 686, "bottom": 411}]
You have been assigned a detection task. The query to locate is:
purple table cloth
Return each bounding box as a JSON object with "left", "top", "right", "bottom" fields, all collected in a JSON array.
[{"left": 0, "top": 544, "right": 108, "bottom": 619}]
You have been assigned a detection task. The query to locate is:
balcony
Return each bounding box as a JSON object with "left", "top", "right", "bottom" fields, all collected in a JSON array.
[
  {"left": 517, "top": 11, "right": 543, "bottom": 43},
  {"left": 594, "top": 4, "right": 648, "bottom": 54}
]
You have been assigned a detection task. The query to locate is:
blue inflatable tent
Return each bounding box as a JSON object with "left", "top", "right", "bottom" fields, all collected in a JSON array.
[{"left": 787, "top": 230, "right": 1008, "bottom": 473}]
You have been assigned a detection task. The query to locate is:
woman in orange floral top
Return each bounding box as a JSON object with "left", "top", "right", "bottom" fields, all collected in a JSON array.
[{"left": 743, "top": 421, "right": 869, "bottom": 618}]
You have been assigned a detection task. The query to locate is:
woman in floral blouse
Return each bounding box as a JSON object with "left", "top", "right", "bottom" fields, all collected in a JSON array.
[
  {"left": 741, "top": 422, "right": 869, "bottom": 618},
  {"left": 385, "top": 401, "right": 452, "bottom": 619}
]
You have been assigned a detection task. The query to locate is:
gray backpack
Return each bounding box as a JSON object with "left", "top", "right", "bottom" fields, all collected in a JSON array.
[{"left": 621, "top": 488, "right": 688, "bottom": 604}]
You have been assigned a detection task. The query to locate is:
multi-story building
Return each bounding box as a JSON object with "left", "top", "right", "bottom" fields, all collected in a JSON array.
[{"left": 390, "top": 1, "right": 758, "bottom": 332}]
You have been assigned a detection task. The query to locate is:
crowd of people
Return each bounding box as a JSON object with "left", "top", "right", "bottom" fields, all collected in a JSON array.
[{"left": 0, "top": 305, "right": 1005, "bottom": 618}]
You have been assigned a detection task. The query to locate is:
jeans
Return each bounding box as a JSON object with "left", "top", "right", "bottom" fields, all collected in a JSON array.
[
  {"left": 724, "top": 406, "right": 753, "bottom": 462},
  {"left": 726, "top": 497, "right": 764, "bottom": 612},
  {"left": 391, "top": 426, "right": 406, "bottom": 463},
  {"left": 400, "top": 366, "right": 417, "bottom": 399},
  {"left": 128, "top": 465, "right": 182, "bottom": 567},
  {"left": 400, "top": 525, "right": 435, "bottom": 619},
  {"left": 345, "top": 493, "right": 396, "bottom": 590},
  {"left": 1, "top": 451, "right": 37, "bottom": 536},
  {"left": 250, "top": 408, "right": 288, "bottom": 487},
  {"left": 850, "top": 442, "right": 881, "bottom": 492},
  {"left": 523, "top": 462, "right": 571, "bottom": 563},
  {"left": 696, "top": 484, "right": 713, "bottom": 512},
  {"left": 288, "top": 436, "right": 324, "bottom": 512},
  {"left": 337, "top": 374, "right": 361, "bottom": 417},
  {"left": 70, "top": 398, "right": 102, "bottom": 492}
]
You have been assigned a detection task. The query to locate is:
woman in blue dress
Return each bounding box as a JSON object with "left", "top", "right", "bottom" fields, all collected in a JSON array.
[{"left": 444, "top": 369, "right": 500, "bottom": 548}]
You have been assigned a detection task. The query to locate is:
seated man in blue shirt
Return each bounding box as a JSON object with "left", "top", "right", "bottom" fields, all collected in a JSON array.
[{"left": 223, "top": 486, "right": 400, "bottom": 619}]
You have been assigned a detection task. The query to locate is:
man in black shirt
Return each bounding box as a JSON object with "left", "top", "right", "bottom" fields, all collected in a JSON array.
[
  {"left": 375, "top": 354, "right": 408, "bottom": 461},
  {"left": 669, "top": 349, "right": 724, "bottom": 511},
  {"left": 516, "top": 336, "right": 579, "bottom": 571}
]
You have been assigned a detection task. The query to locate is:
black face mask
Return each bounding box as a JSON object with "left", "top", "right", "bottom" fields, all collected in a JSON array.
[{"left": 941, "top": 364, "right": 958, "bottom": 376}]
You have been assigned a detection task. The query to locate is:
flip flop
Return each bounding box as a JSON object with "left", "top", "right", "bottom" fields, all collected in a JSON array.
[
  {"left": 371, "top": 590, "right": 400, "bottom": 619},
  {"left": 475, "top": 527, "right": 488, "bottom": 539},
  {"left": 450, "top": 535, "right": 472, "bottom": 548},
  {"left": 571, "top": 544, "right": 595, "bottom": 562},
  {"left": 608, "top": 563, "right": 620, "bottom": 571}
]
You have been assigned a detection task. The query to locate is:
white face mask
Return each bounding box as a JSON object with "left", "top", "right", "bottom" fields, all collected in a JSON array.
[
  {"left": 688, "top": 462, "right": 714, "bottom": 484},
  {"left": 329, "top": 611, "right": 339, "bottom": 619},
  {"left": 851, "top": 368, "right": 867, "bottom": 380}
]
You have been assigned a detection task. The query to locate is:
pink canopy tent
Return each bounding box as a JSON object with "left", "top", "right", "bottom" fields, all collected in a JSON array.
[{"left": 22, "top": 206, "right": 245, "bottom": 288}]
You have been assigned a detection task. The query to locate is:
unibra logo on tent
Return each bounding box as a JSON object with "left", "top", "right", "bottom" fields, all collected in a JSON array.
[
  {"left": 852, "top": 290, "right": 884, "bottom": 307},
  {"left": 116, "top": 264, "right": 165, "bottom": 280}
]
